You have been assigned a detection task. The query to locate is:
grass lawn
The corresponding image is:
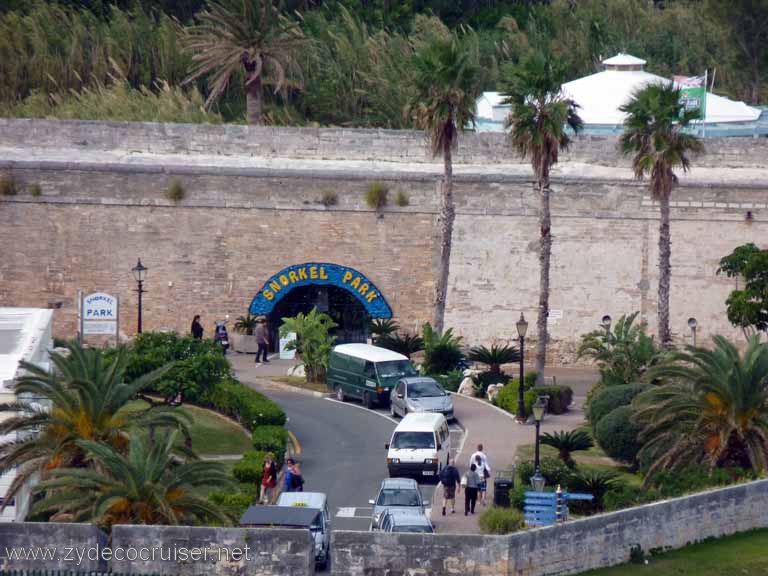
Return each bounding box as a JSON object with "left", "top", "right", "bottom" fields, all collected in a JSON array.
[
  {"left": 121, "top": 400, "right": 252, "bottom": 456},
  {"left": 579, "top": 529, "right": 768, "bottom": 575},
  {"left": 272, "top": 375, "right": 328, "bottom": 394}
]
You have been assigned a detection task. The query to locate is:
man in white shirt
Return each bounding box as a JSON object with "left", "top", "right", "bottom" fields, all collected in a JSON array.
[{"left": 469, "top": 443, "right": 491, "bottom": 506}]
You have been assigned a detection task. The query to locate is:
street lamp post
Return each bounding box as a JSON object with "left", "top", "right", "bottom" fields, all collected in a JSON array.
[
  {"left": 601, "top": 314, "right": 612, "bottom": 335},
  {"left": 131, "top": 259, "right": 147, "bottom": 334},
  {"left": 688, "top": 317, "right": 698, "bottom": 347},
  {"left": 516, "top": 313, "right": 529, "bottom": 424},
  {"left": 530, "top": 396, "right": 547, "bottom": 492}
]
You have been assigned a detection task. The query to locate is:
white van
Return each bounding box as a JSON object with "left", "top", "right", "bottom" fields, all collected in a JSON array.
[{"left": 385, "top": 412, "right": 450, "bottom": 479}]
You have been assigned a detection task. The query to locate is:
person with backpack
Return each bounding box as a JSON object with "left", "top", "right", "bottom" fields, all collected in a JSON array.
[
  {"left": 291, "top": 460, "right": 305, "bottom": 492},
  {"left": 438, "top": 455, "right": 461, "bottom": 516}
]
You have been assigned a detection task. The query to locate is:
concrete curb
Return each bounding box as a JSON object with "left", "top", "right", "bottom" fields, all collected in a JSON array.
[
  {"left": 448, "top": 391, "right": 526, "bottom": 425},
  {"left": 242, "top": 376, "right": 332, "bottom": 399}
]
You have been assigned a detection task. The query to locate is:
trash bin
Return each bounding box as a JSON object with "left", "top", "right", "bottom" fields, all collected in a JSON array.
[{"left": 493, "top": 471, "right": 515, "bottom": 508}]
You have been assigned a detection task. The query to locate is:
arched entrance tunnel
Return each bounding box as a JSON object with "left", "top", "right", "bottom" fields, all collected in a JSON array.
[{"left": 249, "top": 263, "right": 393, "bottom": 352}]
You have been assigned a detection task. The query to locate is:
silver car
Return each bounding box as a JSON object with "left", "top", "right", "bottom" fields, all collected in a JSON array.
[
  {"left": 389, "top": 377, "right": 454, "bottom": 420},
  {"left": 380, "top": 509, "right": 434, "bottom": 533},
  {"left": 368, "top": 477, "right": 428, "bottom": 530}
]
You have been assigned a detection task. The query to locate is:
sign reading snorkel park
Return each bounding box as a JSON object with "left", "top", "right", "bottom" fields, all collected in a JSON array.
[{"left": 249, "top": 263, "right": 393, "bottom": 318}]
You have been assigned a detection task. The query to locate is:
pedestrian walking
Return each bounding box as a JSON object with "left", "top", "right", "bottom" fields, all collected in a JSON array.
[
  {"left": 475, "top": 453, "right": 491, "bottom": 506},
  {"left": 469, "top": 443, "right": 488, "bottom": 471},
  {"left": 255, "top": 318, "right": 270, "bottom": 364},
  {"left": 191, "top": 315, "right": 204, "bottom": 339},
  {"left": 260, "top": 454, "right": 277, "bottom": 504},
  {"left": 438, "top": 455, "right": 461, "bottom": 515},
  {"left": 283, "top": 458, "right": 295, "bottom": 493},
  {"left": 290, "top": 460, "right": 305, "bottom": 492},
  {"left": 463, "top": 463, "right": 480, "bottom": 515}
]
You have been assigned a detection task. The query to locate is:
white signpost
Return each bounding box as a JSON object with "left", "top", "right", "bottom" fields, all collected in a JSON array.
[
  {"left": 547, "top": 309, "right": 563, "bottom": 326},
  {"left": 79, "top": 291, "right": 119, "bottom": 342}
]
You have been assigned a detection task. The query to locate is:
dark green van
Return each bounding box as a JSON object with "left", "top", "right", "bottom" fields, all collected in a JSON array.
[{"left": 327, "top": 344, "right": 419, "bottom": 409}]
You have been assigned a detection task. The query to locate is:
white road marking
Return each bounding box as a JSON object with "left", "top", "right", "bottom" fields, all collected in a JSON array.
[
  {"left": 336, "top": 507, "right": 357, "bottom": 518},
  {"left": 324, "top": 397, "right": 398, "bottom": 424},
  {"left": 336, "top": 507, "right": 373, "bottom": 518}
]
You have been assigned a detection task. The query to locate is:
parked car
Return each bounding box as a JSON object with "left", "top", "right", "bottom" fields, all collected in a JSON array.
[
  {"left": 379, "top": 509, "right": 434, "bottom": 533},
  {"left": 385, "top": 412, "right": 450, "bottom": 479},
  {"left": 389, "top": 377, "right": 454, "bottom": 420},
  {"left": 276, "top": 492, "right": 331, "bottom": 569},
  {"left": 368, "top": 477, "right": 428, "bottom": 530},
  {"left": 327, "top": 344, "right": 419, "bottom": 409}
]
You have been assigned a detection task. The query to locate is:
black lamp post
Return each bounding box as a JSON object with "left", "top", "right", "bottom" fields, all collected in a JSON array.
[
  {"left": 688, "top": 317, "right": 698, "bottom": 347},
  {"left": 516, "top": 312, "right": 529, "bottom": 423},
  {"left": 131, "top": 259, "right": 147, "bottom": 334},
  {"left": 601, "top": 314, "right": 612, "bottom": 334},
  {"left": 531, "top": 396, "right": 547, "bottom": 492}
]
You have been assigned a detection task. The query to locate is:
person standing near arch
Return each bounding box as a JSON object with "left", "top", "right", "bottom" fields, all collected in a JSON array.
[
  {"left": 191, "top": 315, "right": 204, "bottom": 339},
  {"left": 255, "top": 317, "right": 270, "bottom": 364}
]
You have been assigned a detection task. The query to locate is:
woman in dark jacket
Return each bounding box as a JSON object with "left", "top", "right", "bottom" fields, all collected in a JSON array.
[{"left": 191, "top": 315, "right": 204, "bottom": 339}]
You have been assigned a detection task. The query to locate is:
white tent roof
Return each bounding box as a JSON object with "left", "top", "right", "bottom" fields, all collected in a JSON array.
[
  {"left": 561, "top": 54, "right": 761, "bottom": 125},
  {"left": 0, "top": 308, "right": 53, "bottom": 389}
]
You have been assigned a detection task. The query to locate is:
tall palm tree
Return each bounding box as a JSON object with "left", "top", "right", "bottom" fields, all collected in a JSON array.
[
  {"left": 634, "top": 335, "right": 768, "bottom": 481},
  {"left": 406, "top": 30, "right": 482, "bottom": 334},
  {"left": 183, "top": 0, "right": 306, "bottom": 125},
  {"left": 0, "top": 343, "right": 188, "bottom": 506},
  {"left": 620, "top": 83, "right": 703, "bottom": 348},
  {"left": 502, "top": 53, "right": 582, "bottom": 385},
  {"left": 32, "top": 432, "right": 231, "bottom": 527}
]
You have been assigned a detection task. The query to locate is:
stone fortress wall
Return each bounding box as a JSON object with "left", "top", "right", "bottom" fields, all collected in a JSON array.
[{"left": 0, "top": 119, "right": 766, "bottom": 362}]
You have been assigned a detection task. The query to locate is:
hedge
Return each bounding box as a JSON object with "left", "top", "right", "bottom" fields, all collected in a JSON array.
[
  {"left": 594, "top": 406, "right": 642, "bottom": 464},
  {"left": 494, "top": 384, "right": 537, "bottom": 418},
  {"left": 586, "top": 383, "right": 648, "bottom": 429},
  {"left": 200, "top": 378, "right": 286, "bottom": 430},
  {"left": 516, "top": 457, "right": 575, "bottom": 489},
  {"left": 209, "top": 490, "right": 254, "bottom": 519},
  {"left": 252, "top": 425, "right": 288, "bottom": 456},
  {"left": 536, "top": 385, "right": 573, "bottom": 415},
  {"left": 478, "top": 507, "right": 525, "bottom": 534},
  {"left": 233, "top": 450, "right": 272, "bottom": 483}
]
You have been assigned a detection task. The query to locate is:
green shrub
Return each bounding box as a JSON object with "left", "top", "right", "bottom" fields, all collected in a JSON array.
[
  {"left": 536, "top": 385, "right": 573, "bottom": 414},
  {"left": 202, "top": 378, "right": 287, "bottom": 430},
  {"left": 509, "top": 484, "right": 528, "bottom": 511},
  {"left": 365, "top": 181, "right": 388, "bottom": 210},
  {"left": 586, "top": 383, "right": 648, "bottom": 428},
  {"left": 251, "top": 425, "right": 288, "bottom": 456},
  {"left": 569, "top": 469, "right": 625, "bottom": 512},
  {"left": 517, "top": 457, "right": 575, "bottom": 489},
  {"left": 394, "top": 189, "right": 409, "bottom": 206},
  {"left": 321, "top": 189, "right": 338, "bottom": 206},
  {"left": 422, "top": 323, "right": 463, "bottom": 375},
  {"left": 0, "top": 173, "right": 18, "bottom": 196},
  {"left": 604, "top": 485, "right": 661, "bottom": 512},
  {"left": 433, "top": 369, "right": 464, "bottom": 392},
  {"left": 650, "top": 465, "right": 747, "bottom": 499},
  {"left": 474, "top": 371, "right": 509, "bottom": 396},
  {"left": 209, "top": 490, "right": 254, "bottom": 519},
  {"left": 233, "top": 451, "right": 270, "bottom": 483},
  {"left": 507, "top": 371, "right": 538, "bottom": 392},
  {"left": 29, "top": 183, "right": 42, "bottom": 197},
  {"left": 494, "top": 385, "right": 537, "bottom": 418},
  {"left": 165, "top": 178, "right": 186, "bottom": 202},
  {"left": 478, "top": 506, "right": 525, "bottom": 534},
  {"left": 595, "top": 406, "right": 642, "bottom": 465}
]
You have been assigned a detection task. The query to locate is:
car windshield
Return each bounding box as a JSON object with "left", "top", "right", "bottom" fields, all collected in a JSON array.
[
  {"left": 376, "top": 360, "right": 418, "bottom": 378},
  {"left": 408, "top": 381, "right": 445, "bottom": 398},
  {"left": 376, "top": 489, "right": 421, "bottom": 507},
  {"left": 391, "top": 431, "right": 435, "bottom": 449},
  {"left": 394, "top": 525, "right": 433, "bottom": 533}
]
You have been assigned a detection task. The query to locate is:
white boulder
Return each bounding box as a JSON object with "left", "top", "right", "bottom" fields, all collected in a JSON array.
[{"left": 287, "top": 364, "right": 306, "bottom": 378}]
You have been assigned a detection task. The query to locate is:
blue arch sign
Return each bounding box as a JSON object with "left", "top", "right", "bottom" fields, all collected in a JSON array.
[{"left": 249, "top": 263, "right": 393, "bottom": 319}]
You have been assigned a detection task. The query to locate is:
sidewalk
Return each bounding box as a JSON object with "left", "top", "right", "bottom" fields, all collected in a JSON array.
[{"left": 432, "top": 369, "right": 592, "bottom": 534}]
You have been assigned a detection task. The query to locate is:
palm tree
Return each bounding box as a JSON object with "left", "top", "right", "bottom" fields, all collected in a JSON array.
[
  {"left": 406, "top": 30, "right": 482, "bottom": 334},
  {"left": 502, "top": 52, "right": 582, "bottom": 385},
  {"left": 541, "top": 429, "right": 594, "bottom": 466},
  {"left": 234, "top": 312, "right": 259, "bottom": 335},
  {"left": 183, "top": 0, "right": 306, "bottom": 125},
  {"left": 32, "top": 432, "right": 231, "bottom": 527},
  {"left": 376, "top": 332, "right": 425, "bottom": 359},
  {"left": 619, "top": 83, "right": 703, "bottom": 348},
  {"left": 634, "top": 335, "right": 768, "bottom": 481},
  {"left": 468, "top": 344, "right": 520, "bottom": 374},
  {"left": 0, "top": 343, "right": 188, "bottom": 506}
]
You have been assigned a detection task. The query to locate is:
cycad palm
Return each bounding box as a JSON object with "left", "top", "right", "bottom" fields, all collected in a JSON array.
[
  {"left": 468, "top": 344, "right": 520, "bottom": 374},
  {"left": 502, "top": 52, "right": 582, "bottom": 385},
  {"left": 406, "top": 30, "right": 482, "bottom": 333},
  {"left": 634, "top": 335, "right": 768, "bottom": 480},
  {"left": 541, "top": 429, "right": 594, "bottom": 466},
  {"left": 0, "top": 343, "right": 188, "bottom": 505},
  {"left": 620, "top": 83, "right": 703, "bottom": 348},
  {"left": 183, "top": 0, "right": 306, "bottom": 125},
  {"left": 33, "top": 432, "right": 231, "bottom": 527}
]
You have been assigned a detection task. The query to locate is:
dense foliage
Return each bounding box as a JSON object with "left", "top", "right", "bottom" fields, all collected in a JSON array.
[
  {"left": 586, "top": 383, "right": 648, "bottom": 430},
  {"left": 717, "top": 243, "right": 768, "bottom": 337},
  {"left": 595, "top": 406, "right": 643, "bottom": 465},
  {"left": 421, "top": 322, "right": 464, "bottom": 375},
  {"left": 1, "top": 0, "right": 764, "bottom": 125},
  {"left": 478, "top": 506, "right": 525, "bottom": 534},
  {"left": 280, "top": 307, "right": 337, "bottom": 383}
]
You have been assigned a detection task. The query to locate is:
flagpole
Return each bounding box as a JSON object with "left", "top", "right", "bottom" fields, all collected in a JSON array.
[{"left": 702, "top": 70, "right": 707, "bottom": 138}]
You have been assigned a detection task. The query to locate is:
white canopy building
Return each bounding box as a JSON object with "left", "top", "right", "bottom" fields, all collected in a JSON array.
[
  {"left": 474, "top": 53, "right": 762, "bottom": 131},
  {"left": 0, "top": 308, "right": 53, "bottom": 522}
]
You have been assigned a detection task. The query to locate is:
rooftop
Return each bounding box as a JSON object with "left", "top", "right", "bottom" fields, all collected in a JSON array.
[
  {"left": 602, "top": 53, "right": 646, "bottom": 67},
  {"left": 0, "top": 308, "right": 53, "bottom": 388},
  {"left": 333, "top": 343, "right": 408, "bottom": 362},
  {"left": 397, "top": 412, "right": 447, "bottom": 430}
]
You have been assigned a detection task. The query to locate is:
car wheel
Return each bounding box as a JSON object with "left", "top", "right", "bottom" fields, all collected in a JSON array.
[
  {"left": 336, "top": 386, "right": 345, "bottom": 402},
  {"left": 363, "top": 391, "right": 374, "bottom": 409}
]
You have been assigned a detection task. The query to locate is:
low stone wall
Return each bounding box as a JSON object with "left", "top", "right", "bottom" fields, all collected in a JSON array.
[
  {"left": 0, "top": 522, "right": 108, "bottom": 572},
  {"left": 111, "top": 525, "right": 314, "bottom": 576},
  {"left": 333, "top": 479, "right": 768, "bottom": 576},
  {"left": 0, "top": 118, "right": 765, "bottom": 168}
]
